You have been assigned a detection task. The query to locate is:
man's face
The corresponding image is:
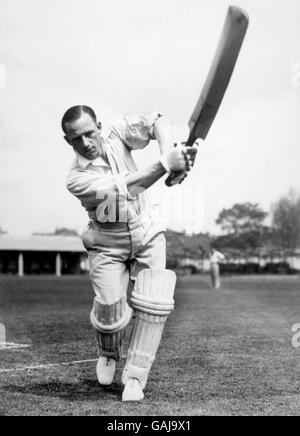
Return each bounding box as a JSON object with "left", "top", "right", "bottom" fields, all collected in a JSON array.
[{"left": 64, "top": 112, "right": 102, "bottom": 160}]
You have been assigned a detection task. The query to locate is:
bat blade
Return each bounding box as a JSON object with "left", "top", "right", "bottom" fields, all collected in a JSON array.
[
  {"left": 166, "top": 6, "right": 249, "bottom": 186},
  {"left": 187, "top": 6, "right": 249, "bottom": 145}
]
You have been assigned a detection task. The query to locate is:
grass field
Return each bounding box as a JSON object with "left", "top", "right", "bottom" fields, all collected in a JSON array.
[{"left": 0, "top": 274, "right": 299, "bottom": 416}]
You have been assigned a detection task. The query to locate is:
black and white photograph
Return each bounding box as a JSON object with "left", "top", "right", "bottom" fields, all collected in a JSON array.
[{"left": 0, "top": 0, "right": 299, "bottom": 418}]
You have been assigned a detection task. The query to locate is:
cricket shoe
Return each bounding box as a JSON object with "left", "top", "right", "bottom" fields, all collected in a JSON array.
[
  {"left": 122, "top": 378, "right": 145, "bottom": 402},
  {"left": 96, "top": 356, "right": 116, "bottom": 386}
]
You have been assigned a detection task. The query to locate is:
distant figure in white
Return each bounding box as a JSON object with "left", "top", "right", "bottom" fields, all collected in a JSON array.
[
  {"left": 209, "top": 248, "right": 225, "bottom": 289},
  {"left": 0, "top": 323, "right": 6, "bottom": 346}
]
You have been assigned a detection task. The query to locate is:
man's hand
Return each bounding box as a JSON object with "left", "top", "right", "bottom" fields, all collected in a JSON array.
[
  {"left": 163, "top": 143, "right": 198, "bottom": 186},
  {"left": 183, "top": 145, "right": 198, "bottom": 171},
  {"left": 162, "top": 144, "right": 187, "bottom": 173}
]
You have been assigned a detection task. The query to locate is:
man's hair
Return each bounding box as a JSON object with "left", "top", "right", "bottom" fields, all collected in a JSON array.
[{"left": 61, "top": 105, "right": 97, "bottom": 134}]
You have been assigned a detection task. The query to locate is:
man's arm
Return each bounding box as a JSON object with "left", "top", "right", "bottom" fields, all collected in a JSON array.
[
  {"left": 67, "top": 114, "right": 193, "bottom": 206},
  {"left": 67, "top": 149, "right": 186, "bottom": 207},
  {"left": 126, "top": 116, "right": 183, "bottom": 193},
  {"left": 126, "top": 161, "right": 166, "bottom": 195},
  {"left": 128, "top": 112, "right": 201, "bottom": 194},
  {"left": 154, "top": 116, "right": 198, "bottom": 182},
  {"left": 216, "top": 251, "right": 225, "bottom": 262},
  {"left": 153, "top": 115, "right": 173, "bottom": 155},
  {"left": 125, "top": 147, "right": 186, "bottom": 194}
]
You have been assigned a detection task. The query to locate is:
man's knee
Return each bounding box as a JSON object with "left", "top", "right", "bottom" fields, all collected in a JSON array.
[
  {"left": 131, "top": 268, "right": 176, "bottom": 316},
  {"left": 90, "top": 297, "right": 133, "bottom": 333},
  {"left": 90, "top": 296, "right": 133, "bottom": 360}
]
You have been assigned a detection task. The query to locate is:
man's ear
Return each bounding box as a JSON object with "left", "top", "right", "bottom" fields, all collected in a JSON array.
[
  {"left": 64, "top": 135, "right": 72, "bottom": 146},
  {"left": 97, "top": 122, "right": 102, "bottom": 131}
]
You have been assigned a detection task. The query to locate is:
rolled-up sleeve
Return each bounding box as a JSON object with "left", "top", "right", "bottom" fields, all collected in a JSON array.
[
  {"left": 66, "top": 169, "right": 130, "bottom": 210},
  {"left": 110, "top": 111, "right": 163, "bottom": 150}
]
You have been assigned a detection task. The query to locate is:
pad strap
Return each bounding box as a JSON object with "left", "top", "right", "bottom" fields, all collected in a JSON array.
[
  {"left": 90, "top": 297, "right": 133, "bottom": 334},
  {"left": 131, "top": 269, "right": 176, "bottom": 315},
  {"left": 90, "top": 296, "right": 133, "bottom": 361},
  {"left": 131, "top": 292, "right": 174, "bottom": 316}
]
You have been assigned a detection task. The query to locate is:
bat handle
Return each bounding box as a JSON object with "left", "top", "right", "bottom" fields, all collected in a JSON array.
[{"left": 165, "top": 171, "right": 184, "bottom": 187}]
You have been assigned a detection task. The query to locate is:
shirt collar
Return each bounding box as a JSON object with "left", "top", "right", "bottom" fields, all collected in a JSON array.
[{"left": 75, "top": 123, "right": 112, "bottom": 170}]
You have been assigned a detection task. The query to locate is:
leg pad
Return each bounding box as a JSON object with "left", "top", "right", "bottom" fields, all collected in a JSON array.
[
  {"left": 122, "top": 269, "right": 176, "bottom": 389},
  {"left": 90, "top": 296, "right": 133, "bottom": 361}
]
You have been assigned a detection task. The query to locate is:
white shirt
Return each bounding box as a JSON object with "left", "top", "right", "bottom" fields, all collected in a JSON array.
[
  {"left": 210, "top": 251, "right": 225, "bottom": 264},
  {"left": 66, "top": 111, "right": 165, "bottom": 231}
]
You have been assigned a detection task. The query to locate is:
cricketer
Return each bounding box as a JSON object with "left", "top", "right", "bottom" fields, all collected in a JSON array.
[
  {"left": 62, "top": 106, "right": 197, "bottom": 401},
  {"left": 209, "top": 248, "right": 225, "bottom": 289}
]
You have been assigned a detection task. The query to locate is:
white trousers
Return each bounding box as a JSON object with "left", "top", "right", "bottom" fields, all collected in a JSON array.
[
  {"left": 210, "top": 263, "right": 220, "bottom": 289},
  {"left": 82, "top": 219, "right": 166, "bottom": 305}
]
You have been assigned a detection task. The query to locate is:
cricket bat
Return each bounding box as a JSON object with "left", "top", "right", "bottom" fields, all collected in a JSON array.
[{"left": 166, "top": 5, "right": 249, "bottom": 187}]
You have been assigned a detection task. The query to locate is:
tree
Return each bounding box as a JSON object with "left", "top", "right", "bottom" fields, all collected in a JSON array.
[
  {"left": 33, "top": 228, "right": 79, "bottom": 237},
  {"left": 271, "top": 190, "right": 300, "bottom": 252},
  {"left": 216, "top": 203, "right": 268, "bottom": 235},
  {"left": 54, "top": 228, "right": 79, "bottom": 237},
  {"left": 215, "top": 203, "right": 268, "bottom": 251}
]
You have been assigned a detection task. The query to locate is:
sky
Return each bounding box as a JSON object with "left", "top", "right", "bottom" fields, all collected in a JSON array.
[{"left": 0, "top": 0, "right": 299, "bottom": 235}]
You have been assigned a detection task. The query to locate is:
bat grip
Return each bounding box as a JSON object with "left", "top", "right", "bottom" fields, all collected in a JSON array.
[
  {"left": 165, "top": 136, "right": 196, "bottom": 187},
  {"left": 165, "top": 170, "right": 184, "bottom": 187}
]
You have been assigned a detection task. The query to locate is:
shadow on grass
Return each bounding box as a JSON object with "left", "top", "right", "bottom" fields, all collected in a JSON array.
[{"left": 4, "top": 378, "right": 123, "bottom": 401}]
